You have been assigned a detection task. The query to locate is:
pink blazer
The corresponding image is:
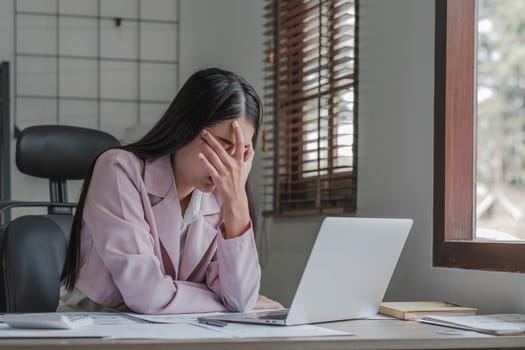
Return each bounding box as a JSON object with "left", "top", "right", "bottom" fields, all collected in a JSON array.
[{"left": 74, "top": 149, "right": 261, "bottom": 314}]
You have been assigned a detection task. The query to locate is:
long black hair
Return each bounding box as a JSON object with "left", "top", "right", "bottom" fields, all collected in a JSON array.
[{"left": 62, "top": 68, "right": 262, "bottom": 290}]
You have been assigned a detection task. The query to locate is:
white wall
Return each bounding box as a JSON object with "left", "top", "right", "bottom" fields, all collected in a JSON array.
[
  {"left": 179, "top": 0, "right": 264, "bottom": 94},
  {"left": 357, "top": 0, "right": 437, "bottom": 302}
]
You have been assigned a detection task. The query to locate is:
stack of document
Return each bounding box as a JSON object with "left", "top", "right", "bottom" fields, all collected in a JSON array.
[{"left": 420, "top": 314, "right": 525, "bottom": 335}]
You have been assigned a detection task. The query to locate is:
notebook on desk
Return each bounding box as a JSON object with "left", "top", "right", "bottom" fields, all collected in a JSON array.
[{"left": 199, "top": 217, "right": 413, "bottom": 326}]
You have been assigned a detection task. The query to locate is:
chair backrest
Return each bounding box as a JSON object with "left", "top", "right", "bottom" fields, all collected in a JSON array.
[
  {"left": 0, "top": 125, "right": 119, "bottom": 312},
  {"left": 3, "top": 215, "right": 72, "bottom": 312},
  {"left": 16, "top": 125, "right": 121, "bottom": 209}
]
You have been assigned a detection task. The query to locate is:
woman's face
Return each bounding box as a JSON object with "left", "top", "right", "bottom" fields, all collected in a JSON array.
[{"left": 174, "top": 116, "right": 255, "bottom": 193}]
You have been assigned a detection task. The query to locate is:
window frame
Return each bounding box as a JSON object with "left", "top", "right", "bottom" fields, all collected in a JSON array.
[{"left": 433, "top": 0, "right": 525, "bottom": 272}]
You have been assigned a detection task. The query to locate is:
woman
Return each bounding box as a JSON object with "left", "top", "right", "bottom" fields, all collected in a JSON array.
[{"left": 59, "top": 68, "right": 281, "bottom": 314}]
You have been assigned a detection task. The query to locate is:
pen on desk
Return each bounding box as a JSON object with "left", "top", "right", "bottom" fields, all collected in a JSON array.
[{"left": 197, "top": 319, "right": 228, "bottom": 327}]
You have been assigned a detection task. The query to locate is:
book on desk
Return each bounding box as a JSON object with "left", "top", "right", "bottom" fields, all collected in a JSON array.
[{"left": 378, "top": 301, "right": 477, "bottom": 321}]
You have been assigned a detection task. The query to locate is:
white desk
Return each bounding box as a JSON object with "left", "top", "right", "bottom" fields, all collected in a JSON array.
[{"left": 0, "top": 319, "right": 524, "bottom": 350}]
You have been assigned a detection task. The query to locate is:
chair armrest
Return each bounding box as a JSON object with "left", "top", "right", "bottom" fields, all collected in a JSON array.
[{"left": 0, "top": 201, "right": 76, "bottom": 215}]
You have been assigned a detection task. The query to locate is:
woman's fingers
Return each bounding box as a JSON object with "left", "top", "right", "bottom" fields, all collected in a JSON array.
[
  {"left": 199, "top": 125, "right": 253, "bottom": 187},
  {"left": 254, "top": 295, "right": 284, "bottom": 310},
  {"left": 201, "top": 129, "right": 231, "bottom": 162},
  {"left": 200, "top": 139, "right": 227, "bottom": 175},
  {"left": 232, "top": 121, "right": 245, "bottom": 161},
  {"left": 198, "top": 153, "right": 220, "bottom": 178}
]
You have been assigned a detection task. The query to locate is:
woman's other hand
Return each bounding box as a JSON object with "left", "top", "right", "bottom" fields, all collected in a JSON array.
[{"left": 254, "top": 295, "right": 284, "bottom": 310}]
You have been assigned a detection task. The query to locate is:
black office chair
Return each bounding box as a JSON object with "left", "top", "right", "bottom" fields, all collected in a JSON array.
[{"left": 0, "top": 125, "right": 119, "bottom": 312}]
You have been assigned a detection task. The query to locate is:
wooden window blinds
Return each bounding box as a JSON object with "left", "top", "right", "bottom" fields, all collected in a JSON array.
[{"left": 262, "top": 0, "right": 358, "bottom": 216}]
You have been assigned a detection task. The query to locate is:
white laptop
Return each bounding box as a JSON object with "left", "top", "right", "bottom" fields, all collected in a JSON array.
[{"left": 199, "top": 217, "right": 413, "bottom": 326}]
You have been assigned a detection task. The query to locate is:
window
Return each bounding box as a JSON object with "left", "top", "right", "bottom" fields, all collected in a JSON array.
[
  {"left": 434, "top": 0, "right": 525, "bottom": 272},
  {"left": 262, "top": 0, "right": 358, "bottom": 216},
  {"left": 476, "top": 0, "right": 525, "bottom": 240}
]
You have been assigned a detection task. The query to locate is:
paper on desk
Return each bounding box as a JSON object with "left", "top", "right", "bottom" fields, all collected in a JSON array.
[
  {"left": 124, "top": 309, "right": 275, "bottom": 324},
  {"left": 127, "top": 311, "right": 352, "bottom": 338},
  {"left": 195, "top": 322, "right": 352, "bottom": 338},
  {"left": 65, "top": 312, "right": 142, "bottom": 325},
  {"left": 97, "top": 323, "right": 232, "bottom": 339},
  {"left": 0, "top": 323, "right": 108, "bottom": 338},
  {"left": 0, "top": 322, "right": 231, "bottom": 339},
  {"left": 63, "top": 312, "right": 230, "bottom": 339},
  {"left": 0, "top": 312, "right": 139, "bottom": 338},
  {"left": 125, "top": 311, "right": 226, "bottom": 324},
  {"left": 0, "top": 321, "right": 347, "bottom": 340},
  {"left": 0, "top": 312, "right": 141, "bottom": 326},
  {"left": 0, "top": 313, "right": 230, "bottom": 339},
  {"left": 0, "top": 310, "right": 351, "bottom": 339},
  {"left": 419, "top": 314, "right": 525, "bottom": 335}
]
